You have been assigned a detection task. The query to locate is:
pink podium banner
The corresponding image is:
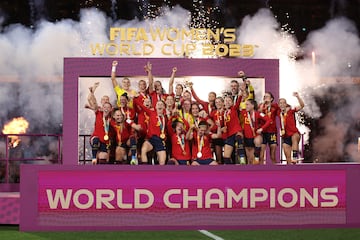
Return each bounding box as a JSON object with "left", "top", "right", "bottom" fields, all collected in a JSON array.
[{"left": 23, "top": 166, "right": 346, "bottom": 230}]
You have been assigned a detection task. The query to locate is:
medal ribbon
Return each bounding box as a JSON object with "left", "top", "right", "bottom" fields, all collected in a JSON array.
[
  {"left": 140, "top": 92, "right": 147, "bottom": 100},
  {"left": 158, "top": 115, "right": 165, "bottom": 135},
  {"left": 247, "top": 111, "right": 256, "bottom": 137},
  {"left": 177, "top": 134, "right": 185, "bottom": 152},
  {"left": 116, "top": 125, "right": 122, "bottom": 145},
  {"left": 103, "top": 115, "right": 109, "bottom": 137},
  {"left": 197, "top": 134, "right": 204, "bottom": 154},
  {"left": 121, "top": 107, "right": 131, "bottom": 121},
  {"left": 223, "top": 110, "right": 229, "bottom": 126},
  {"left": 280, "top": 111, "right": 287, "bottom": 133},
  {"left": 267, "top": 104, "right": 271, "bottom": 117},
  {"left": 194, "top": 117, "right": 199, "bottom": 129}
]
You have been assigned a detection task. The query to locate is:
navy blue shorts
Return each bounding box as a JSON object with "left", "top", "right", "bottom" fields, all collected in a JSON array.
[
  {"left": 282, "top": 136, "right": 292, "bottom": 146},
  {"left": 177, "top": 160, "right": 189, "bottom": 165},
  {"left": 244, "top": 137, "right": 255, "bottom": 148},
  {"left": 149, "top": 135, "right": 166, "bottom": 152},
  {"left": 224, "top": 134, "right": 236, "bottom": 147},
  {"left": 195, "top": 159, "right": 215, "bottom": 165},
  {"left": 212, "top": 138, "right": 225, "bottom": 146},
  {"left": 262, "top": 132, "right": 277, "bottom": 145},
  {"left": 99, "top": 142, "right": 110, "bottom": 152},
  {"left": 90, "top": 136, "right": 110, "bottom": 152}
]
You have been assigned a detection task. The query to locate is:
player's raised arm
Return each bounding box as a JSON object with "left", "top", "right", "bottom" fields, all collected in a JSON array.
[
  {"left": 86, "top": 82, "right": 99, "bottom": 111},
  {"left": 111, "top": 60, "right": 119, "bottom": 88},
  {"left": 293, "top": 92, "right": 305, "bottom": 111},
  {"left": 145, "top": 61, "right": 154, "bottom": 94},
  {"left": 168, "top": 67, "right": 177, "bottom": 95}
]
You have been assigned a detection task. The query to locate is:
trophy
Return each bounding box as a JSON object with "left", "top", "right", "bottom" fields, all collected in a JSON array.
[
  {"left": 238, "top": 70, "right": 247, "bottom": 82},
  {"left": 184, "top": 79, "right": 193, "bottom": 89}
]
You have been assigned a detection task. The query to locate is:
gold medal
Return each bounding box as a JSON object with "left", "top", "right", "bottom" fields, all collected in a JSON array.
[
  {"left": 160, "top": 133, "right": 166, "bottom": 139},
  {"left": 126, "top": 119, "right": 132, "bottom": 124},
  {"left": 197, "top": 152, "right": 202, "bottom": 158},
  {"left": 104, "top": 134, "right": 109, "bottom": 141}
]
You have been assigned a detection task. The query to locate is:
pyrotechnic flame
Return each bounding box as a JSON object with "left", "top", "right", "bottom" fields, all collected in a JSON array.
[{"left": 2, "top": 117, "right": 30, "bottom": 148}]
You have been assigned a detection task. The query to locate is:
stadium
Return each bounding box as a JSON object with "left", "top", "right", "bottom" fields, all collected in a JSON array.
[{"left": 1, "top": 1, "right": 360, "bottom": 239}]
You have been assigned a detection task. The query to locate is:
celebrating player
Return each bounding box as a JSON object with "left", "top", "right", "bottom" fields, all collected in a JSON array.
[
  {"left": 209, "top": 97, "right": 226, "bottom": 163},
  {"left": 258, "top": 92, "right": 280, "bottom": 164},
  {"left": 190, "top": 83, "right": 216, "bottom": 114},
  {"left": 222, "top": 95, "right": 243, "bottom": 164},
  {"left": 167, "top": 119, "right": 192, "bottom": 165},
  {"left": 111, "top": 61, "right": 137, "bottom": 108},
  {"left": 187, "top": 121, "right": 222, "bottom": 165},
  {"left": 111, "top": 109, "right": 135, "bottom": 164},
  {"left": 240, "top": 99, "right": 271, "bottom": 164},
  {"left": 278, "top": 92, "right": 305, "bottom": 164},
  {"left": 134, "top": 97, "right": 168, "bottom": 165},
  {"left": 89, "top": 102, "right": 113, "bottom": 164}
]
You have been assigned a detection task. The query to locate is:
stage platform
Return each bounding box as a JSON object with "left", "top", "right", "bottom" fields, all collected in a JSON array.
[{"left": 0, "top": 192, "right": 20, "bottom": 225}]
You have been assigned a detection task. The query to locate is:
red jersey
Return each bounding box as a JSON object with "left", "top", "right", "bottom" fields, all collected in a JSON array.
[
  {"left": 191, "top": 88, "right": 215, "bottom": 114},
  {"left": 192, "top": 131, "right": 213, "bottom": 160},
  {"left": 133, "top": 92, "right": 150, "bottom": 113},
  {"left": 134, "top": 97, "right": 168, "bottom": 139},
  {"left": 137, "top": 110, "right": 150, "bottom": 138},
  {"left": 240, "top": 110, "right": 271, "bottom": 138},
  {"left": 258, "top": 102, "right": 279, "bottom": 133},
  {"left": 209, "top": 109, "right": 226, "bottom": 139},
  {"left": 169, "top": 133, "right": 191, "bottom": 161},
  {"left": 278, "top": 109, "right": 300, "bottom": 137},
  {"left": 110, "top": 122, "right": 132, "bottom": 146},
  {"left": 150, "top": 91, "right": 168, "bottom": 108},
  {"left": 119, "top": 106, "right": 136, "bottom": 123},
  {"left": 223, "top": 107, "right": 243, "bottom": 138},
  {"left": 147, "top": 112, "right": 167, "bottom": 139},
  {"left": 91, "top": 110, "right": 113, "bottom": 144}
]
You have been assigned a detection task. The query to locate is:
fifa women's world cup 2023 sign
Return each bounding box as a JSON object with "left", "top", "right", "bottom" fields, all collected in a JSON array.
[{"left": 90, "top": 27, "right": 258, "bottom": 57}]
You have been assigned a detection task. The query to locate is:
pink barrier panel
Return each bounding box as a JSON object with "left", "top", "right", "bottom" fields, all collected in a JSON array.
[
  {"left": 19, "top": 164, "right": 360, "bottom": 231},
  {"left": 0, "top": 192, "right": 20, "bottom": 224}
]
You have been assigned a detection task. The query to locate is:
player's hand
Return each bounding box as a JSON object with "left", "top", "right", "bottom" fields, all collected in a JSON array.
[
  {"left": 293, "top": 92, "right": 299, "bottom": 97},
  {"left": 144, "top": 62, "right": 152, "bottom": 72},
  {"left": 199, "top": 110, "right": 208, "bottom": 118},
  {"left": 238, "top": 70, "right": 245, "bottom": 77},
  {"left": 236, "top": 131, "right": 243, "bottom": 138},
  {"left": 215, "top": 120, "right": 221, "bottom": 127},
  {"left": 172, "top": 67, "right": 177, "bottom": 73},
  {"left": 112, "top": 60, "right": 118, "bottom": 66},
  {"left": 256, "top": 128, "right": 263, "bottom": 135}
]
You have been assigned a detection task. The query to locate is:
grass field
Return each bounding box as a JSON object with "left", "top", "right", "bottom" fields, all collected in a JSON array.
[{"left": 1, "top": 225, "right": 360, "bottom": 240}]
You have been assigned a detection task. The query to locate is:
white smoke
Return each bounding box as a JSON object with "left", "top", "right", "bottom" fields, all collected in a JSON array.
[
  {"left": 300, "top": 17, "right": 360, "bottom": 162},
  {"left": 303, "top": 17, "right": 360, "bottom": 77}
]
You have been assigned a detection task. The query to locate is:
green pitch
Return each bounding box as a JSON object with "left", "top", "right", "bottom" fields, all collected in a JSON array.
[{"left": 1, "top": 225, "right": 360, "bottom": 240}]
